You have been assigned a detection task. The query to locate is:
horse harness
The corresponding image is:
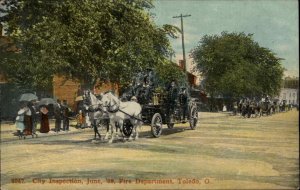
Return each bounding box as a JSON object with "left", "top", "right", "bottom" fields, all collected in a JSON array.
[{"left": 104, "top": 101, "right": 143, "bottom": 122}]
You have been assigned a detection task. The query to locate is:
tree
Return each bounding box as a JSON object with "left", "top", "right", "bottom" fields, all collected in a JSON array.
[
  {"left": 0, "top": 0, "right": 179, "bottom": 90},
  {"left": 190, "top": 32, "right": 284, "bottom": 98},
  {"left": 154, "top": 61, "right": 187, "bottom": 88}
]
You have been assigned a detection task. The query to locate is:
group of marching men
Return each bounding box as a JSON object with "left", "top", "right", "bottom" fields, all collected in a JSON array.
[{"left": 232, "top": 95, "right": 294, "bottom": 118}]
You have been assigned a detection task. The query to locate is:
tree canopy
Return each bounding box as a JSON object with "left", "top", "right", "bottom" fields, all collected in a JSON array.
[
  {"left": 191, "top": 32, "right": 284, "bottom": 98},
  {"left": 154, "top": 61, "right": 187, "bottom": 87},
  {"left": 0, "top": 0, "right": 179, "bottom": 91}
]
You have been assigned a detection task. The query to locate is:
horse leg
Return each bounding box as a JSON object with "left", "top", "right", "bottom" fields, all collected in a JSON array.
[
  {"left": 134, "top": 121, "right": 142, "bottom": 140},
  {"left": 133, "top": 116, "right": 142, "bottom": 140},
  {"left": 92, "top": 120, "right": 100, "bottom": 140},
  {"left": 108, "top": 125, "right": 114, "bottom": 143},
  {"left": 104, "top": 120, "right": 112, "bottom": 140},
  {"left": 92, "top": 120, "right": 96, "bottom": 139},
  {"left": 108, "top": 121, "right": 116, "bottom": 144},
  {"left": 259, "top": 109, "right": 262, "bottom": 116},
  {"left": 95, "top": 125, "right": 101, "bottom": 140},
  {"left": 115, "top": 121, "right": 122, "bottom": 139}
]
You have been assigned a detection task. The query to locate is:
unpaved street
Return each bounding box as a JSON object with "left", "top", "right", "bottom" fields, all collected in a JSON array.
[{"left": 1, "top": 110, "right": 299, "bottom": 190}]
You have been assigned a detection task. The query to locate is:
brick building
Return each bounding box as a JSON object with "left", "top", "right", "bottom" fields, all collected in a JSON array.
[
  {"left": 53, "top": 75, "right": 118, "bottom": 110},
  {"left": 178, "top": 60, "right": 197, "bottom": 87}
]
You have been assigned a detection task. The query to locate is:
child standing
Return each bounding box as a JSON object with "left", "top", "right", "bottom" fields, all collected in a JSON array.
[
  {"left": 76, "top": 110, "right": 85, "bottom": 129},
  {"left": 15, "top": 105, "right": 27, "bottom": 139}
]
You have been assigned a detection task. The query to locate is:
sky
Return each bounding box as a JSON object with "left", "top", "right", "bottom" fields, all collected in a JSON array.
[
  {"left": 0, "top": 0, "right": 298, "bottom": 78},
  {"left": 151, "top": 0, "right": 299, "bottom": 78}
]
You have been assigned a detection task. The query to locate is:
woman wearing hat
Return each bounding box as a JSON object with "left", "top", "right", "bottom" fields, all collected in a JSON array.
[{"left": 40, "top": 106, "right": 50, "bottom": 133}]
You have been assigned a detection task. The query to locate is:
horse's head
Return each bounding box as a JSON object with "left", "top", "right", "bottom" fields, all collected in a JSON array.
[
  {"left": 82, "top": 90, "right": 102, "bottom": 112},
  {"left": 82, "top": 90, "right": 91, "bottom": 105},
  {"left": 101, "top": 92, "right": 120, "bottom": 113}
]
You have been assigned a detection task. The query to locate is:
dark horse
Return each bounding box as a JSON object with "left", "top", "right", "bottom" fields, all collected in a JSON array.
[
  {"left": 240, "top": 99, "right": 263, "bottom": 118},
  {"left": 257, "top": 101, "right": 273, "bottom": 116},
  {"left": 240, "top": 100, "right": 251, "bottom": 118}
]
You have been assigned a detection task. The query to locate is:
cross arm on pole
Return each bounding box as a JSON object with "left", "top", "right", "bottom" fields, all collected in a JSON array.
[{"left": 172, "top": 14, "right": 191, "bottom": 18}]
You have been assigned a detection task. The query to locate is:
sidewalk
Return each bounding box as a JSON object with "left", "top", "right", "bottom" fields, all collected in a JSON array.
[
  {"left": 0, "top": 119, "right": 92, "bottom": 142},
  {"left": 0, "top": 111, "right": 231, "bottom": 142}
]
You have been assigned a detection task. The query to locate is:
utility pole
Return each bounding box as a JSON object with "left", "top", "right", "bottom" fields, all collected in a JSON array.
[{"left": 173, "top": 14, "right": 191, "bottom": 72}]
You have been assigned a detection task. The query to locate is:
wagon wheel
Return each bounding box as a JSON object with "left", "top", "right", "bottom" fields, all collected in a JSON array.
[
  {"left": 122, "top": 120, "right": 133, "bottom": 138},
  {"left": 189, "top": 106, "right": 198, "bottom": 130},
  {"left": 151, "top": 113, "right": 163, "bottom": 138}
]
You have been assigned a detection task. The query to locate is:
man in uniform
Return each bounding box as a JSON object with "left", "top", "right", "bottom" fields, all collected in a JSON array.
[
  {"left": 133, "top": 71, "right": 144, "bottom": 98},
  {"left": 144, "top": 69, "right": 156, "bottom": 103},
  {"left": 167, "top": 80, "right": 178, "bottom": 122},
  {"left": 179, "top": 87, "right": 188, "bottom": 122}
]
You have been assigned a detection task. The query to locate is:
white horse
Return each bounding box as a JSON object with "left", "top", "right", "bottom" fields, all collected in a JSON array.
[
  {"left": 101, "top": 92, "right": 142, "bottom": 143},
  {"left": 83, "top": 90, "right": 108, "bottom": 140}
]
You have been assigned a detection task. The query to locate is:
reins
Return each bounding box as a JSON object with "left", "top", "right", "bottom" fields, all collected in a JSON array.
[
  {"left": 117, "top": 109, "right": 143, "bottom": 122},
  {"left": 84, "top": 91, "right": 144, "bottom": 123}
]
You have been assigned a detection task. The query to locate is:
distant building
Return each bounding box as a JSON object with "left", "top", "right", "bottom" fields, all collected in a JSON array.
[
  {"left": 178, "top": 60, "right": 197, "bottom": 87},
  {"left": 275, "top": 77, "right": 299, "bottom": 105},
  {"left": 276, "top": 88, "right": 299, "bottom": 105},
  {"left": 283, "top": 76, "right": 299, "bottom": 89}
]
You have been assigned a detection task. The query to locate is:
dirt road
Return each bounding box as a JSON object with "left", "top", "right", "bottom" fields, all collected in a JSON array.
[{"left": 1, "top": 110, "right": 299, "bottom": 189}]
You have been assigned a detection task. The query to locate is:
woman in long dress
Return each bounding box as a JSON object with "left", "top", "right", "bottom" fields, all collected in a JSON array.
[
  {"left": 24, "top": 105, "right": 32, "bottom": 136},
  {"left": 15, "top": 105, "right": 27, "bottom": 139},
  {"left": 40, "top": 106, "right": 50, "bottom": 133}
]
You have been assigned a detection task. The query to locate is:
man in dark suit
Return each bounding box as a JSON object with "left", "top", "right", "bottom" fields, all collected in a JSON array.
[
  {"left": 28, "top": 101, "right": 38, "bottom": 137},
  {"left": 54, "top": 99, "right": 62, "bottom": 132},
  {"left": 62, "top": 100, "right": 70, "bottom": 131},
  {"left": 179, "top": 87, "right": 188, "bottom": 121},
  {"left": 167, "top": 80, "right": 178, "bottom": 122}
]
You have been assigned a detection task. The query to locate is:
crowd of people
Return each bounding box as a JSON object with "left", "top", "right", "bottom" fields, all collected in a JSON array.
[
  {"left": 231, "top": 95, "right": 294, "bottom": 118},
  {"left": 15, "top": 99, "right": 71, "bottom": 139}
]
